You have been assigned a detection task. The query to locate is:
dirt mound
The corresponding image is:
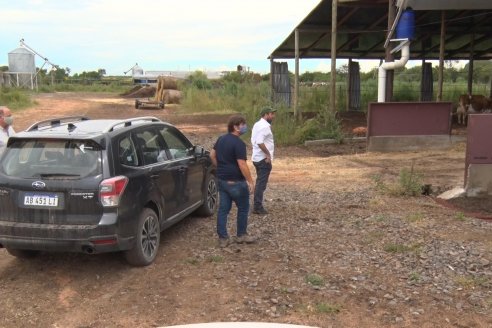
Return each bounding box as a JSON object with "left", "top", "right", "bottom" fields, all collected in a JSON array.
[
  {"left": 121, "top": 86, "right": 156, "bottom": 98},
  {"left": 120, "top": 85, "right": 143, "bottom": 96}
]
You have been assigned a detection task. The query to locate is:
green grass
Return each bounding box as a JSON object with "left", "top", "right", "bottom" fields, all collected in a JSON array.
[
  {"left": 184, "top": 258, "right": 199, "bottom": 265},
  {"left": 409, "top": 271, "right": 421, "bottom": 282},
  {"left": 315, "top": 302, "right": 341, "bottom": 314},
  {"left": 372, "top": 166, "right": 424, "bottom": 197},
  {"left": 384, "top": 243, "right": 421, "bottom": 253},
  {"left": 305, "top": 273, "right": 325, "bottom": 287},
  {"left": 454, "top": 212, "right": 466, "bottom": 221},
  {"left": 0, "top": 88, "right": 34, "bottom": 110},
  {"left": 455, "top": 275, "right": 489, "bottom": 289},
  {"left": 207, "top": 255, "right": 224, "bottom": 263},
  {"left": 5, "top": 75, "right": 488, "bottom": 146},
  {"left": 405, "top": 212, "right": 424, "bottom": 223}
]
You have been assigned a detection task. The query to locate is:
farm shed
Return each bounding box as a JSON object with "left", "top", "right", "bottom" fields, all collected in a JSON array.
[{"left": 269, "top": 0, "right": 492, "bottom": 117}]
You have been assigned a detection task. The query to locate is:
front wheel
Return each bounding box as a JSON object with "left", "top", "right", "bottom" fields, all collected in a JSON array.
[
  {"left": 194, "top": 173, "right": 218, "bottom": 217},
  {"left": 124, "top": 208, "right": 160, "bottom": 266}
]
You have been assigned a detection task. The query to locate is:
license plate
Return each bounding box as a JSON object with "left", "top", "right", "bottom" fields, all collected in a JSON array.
[{"left": 24, "top": 194, "right": 59, "bottom": 207}]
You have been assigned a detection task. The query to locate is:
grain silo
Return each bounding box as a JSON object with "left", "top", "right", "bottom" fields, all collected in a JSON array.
[
  {"left": 132, "top": 64, "right": 144, "bottom": 76},
  {"left": 8, "top": 46, "right": 37, "bottom": 89}
]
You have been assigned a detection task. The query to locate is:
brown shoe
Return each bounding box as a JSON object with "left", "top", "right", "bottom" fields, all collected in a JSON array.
[
  {"left": 218, "top": 238, "right": 230, "bottom": 248},
  {"left": 235, "top": 235, "right": 257, "bottom": 244}
]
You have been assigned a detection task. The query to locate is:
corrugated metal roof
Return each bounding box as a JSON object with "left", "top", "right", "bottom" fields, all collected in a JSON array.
[{"left": 269, "top": 0, "right": 492, "bottom": 61}]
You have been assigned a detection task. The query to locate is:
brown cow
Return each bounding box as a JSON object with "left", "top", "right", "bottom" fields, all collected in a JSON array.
[{"left": 457, "top": 94, "right": 492, "bottom": 125}]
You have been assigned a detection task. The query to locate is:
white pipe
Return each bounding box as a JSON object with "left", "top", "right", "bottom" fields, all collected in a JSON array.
[{"left": 377, "top": 43, "right": 410, "bottom": 102}]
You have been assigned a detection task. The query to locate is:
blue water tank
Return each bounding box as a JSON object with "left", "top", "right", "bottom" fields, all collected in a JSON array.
[{"left": 396, "top": 9, "right": 415, "bottom": 40}]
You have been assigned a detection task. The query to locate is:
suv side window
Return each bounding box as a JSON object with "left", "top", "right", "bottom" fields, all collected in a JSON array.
[
  {"left": 134, "top": 129, "right": 164, "bottom": 165},
  {"left": 119, "top": 136, "right": 138, "bottom": 167},
  {"left": 159, "top": 126, "right": 192, "bottom": 160}
]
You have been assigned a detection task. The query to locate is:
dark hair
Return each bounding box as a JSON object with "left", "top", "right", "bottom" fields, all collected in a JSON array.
[{"left": 227, "top": 115, "right": 246, "bottom": 133}]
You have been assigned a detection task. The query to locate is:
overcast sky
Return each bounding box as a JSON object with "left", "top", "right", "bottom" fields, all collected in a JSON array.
[{"left": 1, "top": 0, "right": 404, "bottom": 76}]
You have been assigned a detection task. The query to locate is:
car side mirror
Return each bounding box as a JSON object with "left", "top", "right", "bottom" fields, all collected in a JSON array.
[{"left": 194, "top": 145, "right": 205, "bottom": 157}]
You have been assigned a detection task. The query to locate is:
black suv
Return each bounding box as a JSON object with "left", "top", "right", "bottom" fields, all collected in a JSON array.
[{"left": 0, "top": 116, "right": 217, "bottom": 266}]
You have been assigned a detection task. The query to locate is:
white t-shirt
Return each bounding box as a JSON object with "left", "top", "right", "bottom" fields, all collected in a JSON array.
[
  {"left": 251, "top": 118, "right": 274, "bottom": 162},
  {"left": 0, "top": 125, "right": 15, "bottom": 155}
]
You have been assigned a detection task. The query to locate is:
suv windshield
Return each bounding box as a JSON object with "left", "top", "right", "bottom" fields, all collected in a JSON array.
[{"left": 1, "top": 139, "right": 102, "bottom": 179}]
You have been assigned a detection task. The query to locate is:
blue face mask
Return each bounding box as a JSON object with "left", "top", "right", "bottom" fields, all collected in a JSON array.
[{"left": 239, "top": 124, "right": 248, "bottom": 135}]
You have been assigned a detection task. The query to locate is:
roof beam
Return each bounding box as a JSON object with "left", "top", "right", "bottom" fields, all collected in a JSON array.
[
  {"left": 337, "top": 13, "right": 387, "bottom": 52},
  {"left": 300, "top": 7, "right": 359, "bottom": 57}
]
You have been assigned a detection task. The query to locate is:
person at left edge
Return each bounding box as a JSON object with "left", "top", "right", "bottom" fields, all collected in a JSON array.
[{"left": 0, "top": 106, "right": 15, "bottom": 156}]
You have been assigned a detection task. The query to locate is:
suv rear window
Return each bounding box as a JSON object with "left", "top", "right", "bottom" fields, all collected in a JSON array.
[{"left": 1, "top": 139, "right": 102, "bottom": 179}]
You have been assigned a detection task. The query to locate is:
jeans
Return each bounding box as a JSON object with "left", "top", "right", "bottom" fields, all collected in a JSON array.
[
  {"left": 253, "top": 159, "right": 272, "bottom": 210},
  {"left": 217, "top": 179, "right": 250, "bottom": 239}
]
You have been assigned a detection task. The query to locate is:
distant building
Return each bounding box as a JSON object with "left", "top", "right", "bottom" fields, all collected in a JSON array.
[{"left": 131, "top": 67, "right": 226, "bottom": 85}]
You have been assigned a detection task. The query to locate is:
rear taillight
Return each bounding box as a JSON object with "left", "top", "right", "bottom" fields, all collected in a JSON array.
[{"left": 99, "top": 176, "right": 128, "bottom": 207}]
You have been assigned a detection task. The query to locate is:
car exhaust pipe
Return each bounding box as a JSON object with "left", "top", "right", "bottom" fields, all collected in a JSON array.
[{"left": 82, "top": 245, "right": 95, "bottom": 254}]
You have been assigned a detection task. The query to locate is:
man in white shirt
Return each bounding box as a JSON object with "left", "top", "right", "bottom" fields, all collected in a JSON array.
[
  {"left": 0, "top": 106, "right": 15, "bottom": 156},
  {"left": 251, "top": 107, "right": 276, "bottom": 215}
]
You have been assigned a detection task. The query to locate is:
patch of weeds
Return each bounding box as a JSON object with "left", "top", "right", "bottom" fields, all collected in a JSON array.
[
  {"left": 405, "top": 212, "right": 424, "bottom": 223},
  {"left": 364, "top": 231, "right": 385, "bottom": 245},
  {"left": 371, "top": 174, "right": 387, "bottom": 193},
  {"left": 455, "top": 275, "right": 489, "bottom": 289},
  {"left": 305, "top": 273, "right": 325, "bottom": 287},
  {"left": 315, "top": 302, "right": 341, "bottom": 314},
  {"left": 373, "top": 164, "right": 425, "bottom": 197},
  {"left": 207, "top": 255, "right": 224, "bottom": 263},
  {"left": 384, "top": 243, "right": 421, "bottom": 253},
  {"left": 184, "top": 257, "right": 199, "bottom": 265},
  {"left": 395, "top": 165, "right": 424, "bottom": 196},
  {"left": 373, "top": 214, "right": 387, "bottom": 222},
  {"left": 409, "top": 271, "right": 421, "bottom": 282},
  {"left": 454, "top": 212, "right": 466, "bottom": 221},
  {"left": 486, "top": 297, "right": 492, "bottom": 309}
]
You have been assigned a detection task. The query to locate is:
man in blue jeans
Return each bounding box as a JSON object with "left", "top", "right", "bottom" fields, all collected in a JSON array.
[
  {"left": 210, "top": 115, "right": 256, "bottom": 248},
  {"left": 251, "top": 107, "right": 276, "bottom": 215}
]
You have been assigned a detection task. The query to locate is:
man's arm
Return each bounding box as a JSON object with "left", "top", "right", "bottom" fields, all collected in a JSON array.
[
  {"left": 210, "top": 149, "right": 217, "bottom": 167},
  {"left": 257, "top": 143, "right": 271, "bottom": 163},
  {"left": 237, "top": 159, "right": 254, "bottom": 193}
]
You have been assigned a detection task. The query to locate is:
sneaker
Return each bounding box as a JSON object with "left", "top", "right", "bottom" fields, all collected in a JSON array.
[
  {"left": 253, "top": 208, "right": 268, "bottom": 215},
  {"left": 218, "top": 238, "right": 230, "bottom": 248},
  {"left": 235, "top": 235, "right": 257, "bottom": 244}
]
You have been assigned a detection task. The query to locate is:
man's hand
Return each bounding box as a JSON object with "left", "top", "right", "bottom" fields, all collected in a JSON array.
[{"left": 247, "top": 181, "right": 255, "bottom": 194}]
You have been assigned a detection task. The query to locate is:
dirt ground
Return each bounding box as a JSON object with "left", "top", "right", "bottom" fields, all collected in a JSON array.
[{"left": 0, "top": 92, "right": 491, "bottom": 328}]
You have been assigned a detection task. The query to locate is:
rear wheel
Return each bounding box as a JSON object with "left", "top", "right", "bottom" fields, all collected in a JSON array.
[
  {"left": 124, "top": 208, "right": 160, "bottom": 266},
  {"left": 6, "top": 248, "right": 40, "bottom": 259},
  {"left": 195, "top": 173, "right": 218, "bottom": 217}
]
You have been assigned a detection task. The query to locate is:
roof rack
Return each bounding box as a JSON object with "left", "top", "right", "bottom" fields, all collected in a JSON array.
[
  {"left": 26, "top": 116, "right": 90, "bottom": 132},
  {"left": 103, "top": 116, "right": 161, "bottom": 132}
]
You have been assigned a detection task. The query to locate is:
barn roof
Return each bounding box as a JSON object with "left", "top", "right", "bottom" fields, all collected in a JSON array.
[{"left": 269, "top": 0, "right": 492, "bottom": 61}]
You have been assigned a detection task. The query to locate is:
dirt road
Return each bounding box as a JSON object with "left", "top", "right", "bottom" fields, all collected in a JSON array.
[{"left": 0, "top": 92, "right": 490, "bottom": 328}]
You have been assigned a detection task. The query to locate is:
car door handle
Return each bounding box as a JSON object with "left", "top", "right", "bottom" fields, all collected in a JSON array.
[{"left": 150, "top": 174, "right": 160, "bottom": 179}]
